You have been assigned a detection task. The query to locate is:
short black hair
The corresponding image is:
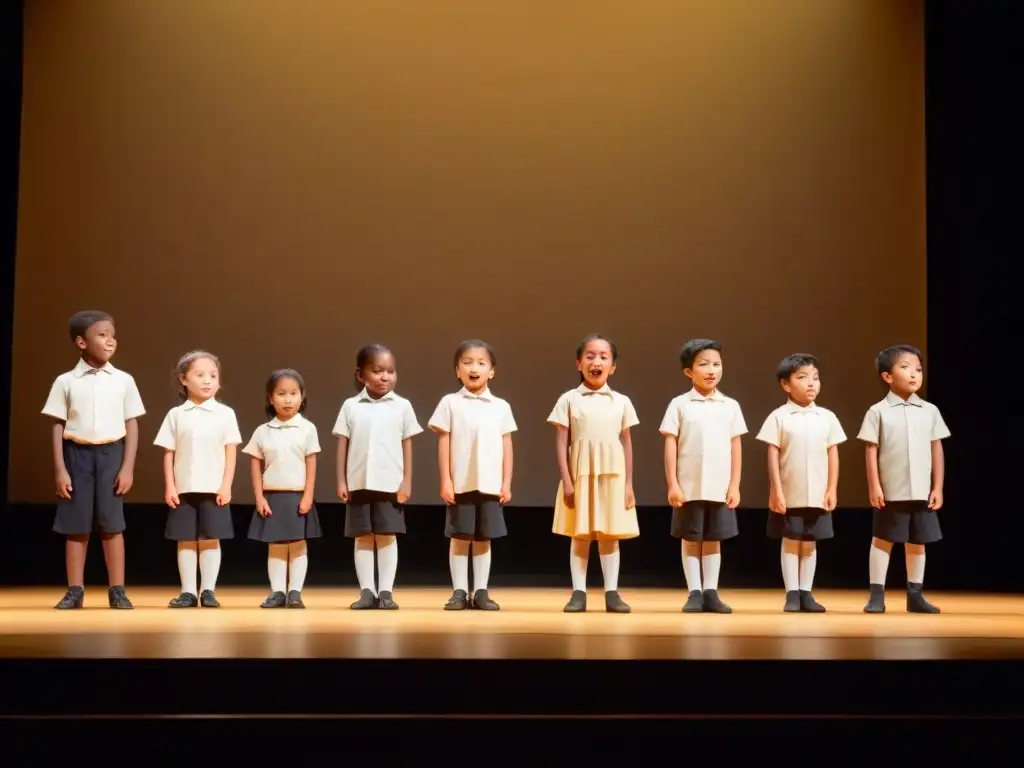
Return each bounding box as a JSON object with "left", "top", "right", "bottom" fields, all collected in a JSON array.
[
  {"left": 576, "top": 334, "right": 618, "bottom": 383},
  {"left": 876, "top": 344, "right": 923, "bottom": 376},
  {"left": 354, "top": 343, "right": 395, "bottom": 392},
  {"left": 265, "top": 368, "right": 307, "bottom": 419},
  {"left": 453, "top": 339, "right": 496, "bottom": 368},
  {"left": 680, "top": 338, "right": 722, "bottom": 369},
  {"left": 776, "top": 353, "right": 820, "bottom": 382},
  {"left": 68, "top": 310, "right": 113, "bottom": 343}
]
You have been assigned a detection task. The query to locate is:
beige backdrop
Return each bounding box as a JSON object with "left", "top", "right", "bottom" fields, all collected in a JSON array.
[{"left": 10, "top": 0, "right": 925, "bottom": 506}]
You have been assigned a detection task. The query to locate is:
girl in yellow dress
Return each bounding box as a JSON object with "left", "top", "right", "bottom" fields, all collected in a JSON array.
[{"left": 547, "top": 334, "right": 639, "bottom": 613}]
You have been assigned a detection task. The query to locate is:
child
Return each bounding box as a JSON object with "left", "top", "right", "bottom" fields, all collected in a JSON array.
[
  {"left": 42, "top": 310, "right": 145, "bottom": 610},
  {"left": 756, "top": 354, "right": 846, "bottom": 613},
  {"left": 659, "top": 338, "right": 747, "bottom": 614},
  {"left": 429, "top": 339, "right": 516, "bottom": 611},
  {"left": 334, "top": 344, "right": 422, "bottom": 610},
  {"left": 858, "top": 344, "right": 950, "bottom": 614},
  {"left": 548, "top": 334, "right": 638, "bottom": 613},
  {"left": 244, "top": 369, "right": 322, "bottom": 609},
  {"left": 154, "top": 350, "right": 242, "bottom": 608}
]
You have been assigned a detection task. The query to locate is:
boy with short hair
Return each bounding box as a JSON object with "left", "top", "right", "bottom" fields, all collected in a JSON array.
[
  {"left": 42, "top": 310, "right": 146, "bottom": 609},
  {"left": 857, "top": 344, "right": 949, "bottom": 614}
]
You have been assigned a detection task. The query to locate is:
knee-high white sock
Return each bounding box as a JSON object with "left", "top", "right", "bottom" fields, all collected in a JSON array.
[
  {"left": 267, "top": 543, "right": 288, "bottom": 594},
  {"left": 288, "top": 540, "right": 308, "bottom": 592},
  {"left": 799, "top": 545, "right": 817, "bottom": 591},
  {"left": 598, "top": 539, "right": 620, "bottom": 592},
  {"left": 198, "top": 540, "right": 221, "bottom": 593},
  {"left": 472, "top": 540, "right": 492, "bottom": 592},
  {"left": 906, "top": 546, "right": 926, "bottom": 584},
  {"left": 570, "top": 539, "right": 590, "bottom": 592},
  {"left": 701, "top": 543, "right": 721, "bottom": 591},
  {"left": 353, "top": 536, "right": 376, "bottom": 594},
  {"left": 375, "top": 534, "right": 398, "bottom": 593},
  {"left": 449, "top": 539, "right": 470, "bottom": 592},
  {"left": 177, "top": 541, "right": 198, "bottom": 597},
  {"left": 682, "top": 542, "right": 702, "bottom": 592},
  {"left": 869, "top": 539, "right": 892, "bottom": 586},
  {"left": 781, "top": 541, "right": 800, "bottom": 592}
]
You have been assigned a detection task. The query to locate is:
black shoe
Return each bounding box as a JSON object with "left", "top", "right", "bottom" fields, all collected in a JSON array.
[
  {"left": 200, "top": 589, "right": 220, "bottom": 608},
  {"left": 784, "top": 590, "right": 802, "bottom": 613},
  {"left": 377, "top": 590, "right": 399, "bottom": 610},
  {"left": 444, "top": 589, "right": 470, "bottom": 611},
  {"left": 564, "top": 590, "right": 587, "bottom": 613},
  {"left": 350, "top": 588, "right": 378, "bottom": 610},
  {"left": 906, "top": 583, "right": 940, "bottom": 614},
  {"left": 169, "top": 592, "right": 199, "bottom": 608},
  {"left": 287, "top": 590, "right": 305, "bottom": 609},
  {"left": 863, "top": 584, "right": 886, "bottom": 614},
  {"left": 702, "top": 589, "right": 732, "bottom": 613},
  {"left": 261, "top": 591, "right": 287, "bottom": 608},
  {"left": 108, "top": 585, "right": 133, "bottom": 609},
  {"left": 471, "top": 589, "right": 500, "bottom": 611},
  {"left": 604, "top": 590, "right": 631, "bottom": 613},
  {"left": 55, "top": 587, "right": 84, "bottom": 610},
  {"left": 682, "top": 590, "right": 704, "bottom": 613},
  {"left": 800, "top": 590, "right": 826, "bottom": 613}
]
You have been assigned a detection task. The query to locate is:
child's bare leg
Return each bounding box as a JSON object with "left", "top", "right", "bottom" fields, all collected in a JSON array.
[
  {"left": 65, "top": 535, "right": 88, "bottom": 587},
  {"left": 101, "top": 532, "right": 125, "bottom": 586}
]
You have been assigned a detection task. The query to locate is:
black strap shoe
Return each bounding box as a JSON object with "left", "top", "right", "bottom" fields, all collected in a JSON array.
[
  {"left": 350, "top": 588, "right": 378, "bottom": 610},
  {"left": 200, "top": 589, "right": 220, "bottom": 608},
  {"left": 444, "top": 589, "right": 470, "bottom": 610},
  {"left": 261, "top": 591, "right": 287, "bottom": 608},
  {"left": 702, "top": 589, "right": 732, "bottom": 613},
  {"left": 55, "top": 587, "right": 84, "bottom": 610},
  {"left": 108, "top": 586, "right": 133, "bottom": 609},
  {"left": 287, "top": 590, "right": 305, "bottom": 609},
  {"left": 604, "top": 590, "right": 631, "bottom": 613},
  {"left": 799, "top": 590, "right": 826, "bottom": 613},
  {"left": 169, "top": 592, "right": 199, "bottom": 608},
  {"left": 563, "top": 590, "right": 587, "bottom": 613},
  {"left": 377, "top": 590, "right": 399, "bottom": 610},
  {"left": 784, "top": 590, "right": 802, "bottom": 613},
  {"left": 471, "top": 589, "right": 500, "bottom": 611},
  {"left": 682, "top": 590, "right": 704, "bottom": 613}
]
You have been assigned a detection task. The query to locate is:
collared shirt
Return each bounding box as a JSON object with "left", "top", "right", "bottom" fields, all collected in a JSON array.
[
  {"left": 243, "top": 414, "right": 321, "bottom": 492},
  {"left": 41, "top": 359, "right": 146, "bottom": 444},
  {"left": 154, "top": 398, "right": 243, "bottom": 494},
  {"left": 332, "top": 389, "right": 423, "bottom": 493},
  {"left": 547, "top": 383, "right": 639, "bottom": 437},
  {"left": 659, "top": 389, "right": 748, "bottom": 503},
  {"left": 857, "top": 391, "right": 950, "bottom": 502},
  {"left": 756, "top": 400, "right": 847, "bottom": 509},
  {"left": 428, "top": 387, "right": 517, "bottom": 496}
]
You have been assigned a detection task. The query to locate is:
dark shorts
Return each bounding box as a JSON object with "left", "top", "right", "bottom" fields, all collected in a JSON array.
[
  {"left": 345, "top": 489, "right": 405, "bottom": 537},
  {"left": 670, "top": 500, "right": 739, "bottom": 542},
  {"left": 446, "top": 491, "right": 506, "bottom": 541},
  {"left": 248, "top": 491, "right": 323, "bottom": 543},
  {"left": 165, "top": 493, "right": 235, "bottom": 541},
  {"left": 873, "top": 500, "right": 942, "bottom": 545},
  {"left": 53, "top": 439, "right": 126, "bottom": 536},
  {"left": 766, "top": 507, "right": 835, "bottom": 541}
]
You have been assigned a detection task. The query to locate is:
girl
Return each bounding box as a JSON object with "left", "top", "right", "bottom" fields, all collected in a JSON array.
[
  {"left": 154, "top": 350, "right": 242, "bottom": 608},
  {"left": 244, "top": 369, "right": 322, "bottom": 609},
  {"left": 334, "top": 344, "right": 422, "bottom": 610},
  {"left": 428, "top": 339, "right": 516, "bottom": 611},
  {"left": 548, "top": 334, "right": 638, "bottom": 614}
]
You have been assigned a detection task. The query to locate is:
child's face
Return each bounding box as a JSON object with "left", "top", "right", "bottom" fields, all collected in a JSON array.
[
  {"left": 576, "top": 339, "right": 616, "bottom": 389},
  {"left": 181, "top": 357, "right": 220, "bottom": 401},
  {"left": 456, "top": 347, "right": 494, "bottom": 394},
  {"left": 357, "top": 352, "right": 397, "bottom": 399},
  {"left": 684, "top": 348, "right": 722, "bottom": 394},
  {"left": 76, "top": 320, "right": 117, "bottom": 365},
  {"left": 781, "top": 365, "right": 820, "bottom": 406},
  {"left": 882, "top": 352, "right": 923, "bottom": 396},
  {"left": 270, "top": 376, "right": 303, "bottom": 419}
]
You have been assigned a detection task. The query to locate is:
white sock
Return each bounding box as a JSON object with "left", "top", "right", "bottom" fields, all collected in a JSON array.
[
  {"left": 198, "top": 540, "right": 221, "bottom": 593},
  {"left": 449, "top": 538, "right": 470, "bottom": 592},
  {"left": 682, "top": 542, "right": 702, "bottom": 592},
  {"left": 177, "top": 541, "right": 198, "bottom": 597},
  {"left": 781, "top": 541, "right": 800, "bottom": 592},
  {"left": 799, "top": 545, "right": 817, "bottom": 591},
  {"left": 375, "top": 534, "right": 398, "bottom": 593},
  {"left": 598, "top": 539, "right": 620, "bottom": 592},
  {"left": 353, "top": 536, "right": 376, "bottom": 594},
  {"left": 570, "top": 539, "right": 590, "bottom": 592},
  {"left": 906, "top": 546, "right": 926, "bottom": 584},
  {"left": 267, "top": 543, "right": 288, "bottom": 594},
  {"left": 701, "top": 544, "right": 721, "bottom": 591},
  {"left": 869, "top": 538, "right": 892, "bottom": 586},
  {"left": 472, "top": 540, "right": 491, "bottom": 592},
  {"left": 287, "top": 540, "right": 308, "bottom": 592}
]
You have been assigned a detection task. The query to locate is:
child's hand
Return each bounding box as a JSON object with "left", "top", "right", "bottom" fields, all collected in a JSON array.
[
  {"left": 499, "top": 485, "right": 512, "bottom": 504},
  {"left": 255, "top": 497, "right": 272, "bottom": 517},
  {"left": 55, "top": 469, "right": 73, "bottom": 500},
  {"left": 216, "top": 486, "right": 232, "bottom": 506},
  {"left": 868, "top": 484, "right": 885, "bottom": 509},
  {"left": 114, "top": 469, "right": 134, "bottom": 496},
  {"left": 299, "top": 494, "right": 313, "bottom": 515},
  {"left": 667, "top": 485, "right": 685, "bottom": 508},
  {"left": 927, "top": 489, "right": 943, "bottom": 510},
  {"left": 769, "top": 488, "right": 787, "bottom": 514},
  {"left": 562, "top": 479, "right": 575, "bottom": 508},
  {"left": 397, "top": 481, "right": 411, "bottom": 505},
  {"left": 823, "top": 489, "right": 837, "bottom": 512},
  {"left": 625, "top": 484, "right": 636, "bottom": 510},
  {"left": 440, "top": 479, "right": 456, "bottom": 505},
  {"left": 337, "top": 482, "right": 349, "bottom": 503},
  {"left": 726, "top": 485, "right": 741, "bottom": 509},
  {"left": 165, "top": 486, "right": 180, "bottom": 509}
]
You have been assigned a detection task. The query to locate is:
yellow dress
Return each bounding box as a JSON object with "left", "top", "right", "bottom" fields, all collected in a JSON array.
[{"left": 548, "top": 385, "right": 640, "bottom": 540}]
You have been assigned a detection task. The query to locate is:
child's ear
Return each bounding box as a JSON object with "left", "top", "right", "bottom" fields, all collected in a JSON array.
[
  {"left": 683, "top": 367, "right": 694, "bottom": 380},
  {"left": 881, "top": 372, "right": 894, "bottom": 386},
  {"left": 780, "top": 379, "right": 791, "bottom": 394},
  {"left": 488, "top": 369, "right": 495, "bottom": 379},
  {"left": 75, "top": 336, "right": 87, "bottom": 351}
]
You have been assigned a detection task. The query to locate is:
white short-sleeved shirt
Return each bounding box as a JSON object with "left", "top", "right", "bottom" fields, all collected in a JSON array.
[
  {"left": 756, "top": 401, "right": 847, "bottom": 509},
  {"left": 154, "top": 399, "right": 243, "bottom": 494},
  {"left": 428, "top": 387, "right": 517, "bottom": 496},
  {"left": 546, "top": 384, "right": 640, "bottom": 437},
  {"left": 659, "top": 389, "right": 748, "bottom": 503},
  {"left": 857, "top": 391, "right": 950, "bottom": 502},
  {"left": 41, "top": 359, "right": 146, "bottom": 444},
  {"left": 332, "top": 389, "right": 423, "bottom": 493},
  {"left": 242, "top": 414, "right": 321, "bottom": 492}
]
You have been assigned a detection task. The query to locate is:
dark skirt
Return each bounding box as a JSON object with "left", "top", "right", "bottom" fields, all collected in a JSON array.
[
  {"left": 165, "top": 492, "right": 235, "bottom": 541},
  {"left": 53, "top": 439, "right": 126, "bottom": 536},
  {"left": 446, "top": 491, "right": 507, "bottom": 541},
  {"left": 670, "top": 500, "right": 739, "bottom": 542},
  {"left": 345, "top": 489, "right": 405, "bottom": 537},
  {"left": 766, "top": 507, "right": 834, "bottom": 541},
  {"left": 248, "top": 491, "right": 323, "bottom": 543},
  {"left": 873, "top": 500, "right": 942, "bottom": 544}
]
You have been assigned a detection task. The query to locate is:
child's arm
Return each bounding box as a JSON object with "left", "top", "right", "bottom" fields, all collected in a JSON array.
[
  {"left": 766, "top": 445, "right": 785, "bottom": 513},
  {"left": 555, "top": 426, "right": 573, "bottom": 502},
  {"left": 399, "top": 438, "right": 413, "bottom": 503},
  {"left": 162, "top": 450, "right": 179, "bottom": 508},
  {"left": 825, "top": 444, "right": 839, "bottom": 511},
  {"left": 336, "top": 436, "right": 349, "bottom": 501},
  {"left": 928, "top": 440, "right": 945, "bottom": 510},
  {"left": 437, "top": 432, "right": 455, "bottom": 504},
  {"left": 621, "top": 427, "right": 635, "bottom": 509},
  {"left": 727, "top": 436, "right": 742, "bottom": 508},
  {"left": 217, "top": 444, "right": 236, "bottom": 506},
  {"left": 301, "top": 454, "right": 316, "bottom": 513},
  {"left": 251, "top": 457, "right": 269, "bottom": 515},
  {"left": 500, "top": 433, "right": 514, "bottom": 504},
  {"left": 865, "top": 445, "right": 884, "bottom": 508},
  {"left": 114, "top": 418, "right": 139, "bottom": 496},
  {"left": 50, "top": 421, "right": 72, "bottom": 498}
]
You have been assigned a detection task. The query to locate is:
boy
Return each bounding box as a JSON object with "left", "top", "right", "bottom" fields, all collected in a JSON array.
[
  {"left": 857, "top": 344, "right": 949, "bottom": 614},
  {"left": 42, "top": 310, "right": 146, "bottom": 609},
  {"left": 659, "top": 338, "right": 747, "bottom": 614},
  {"left": 756, "top": 353, "right": 846, "bottom": 613}
]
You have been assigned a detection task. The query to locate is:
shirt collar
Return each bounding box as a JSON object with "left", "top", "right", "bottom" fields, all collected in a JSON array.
[
  {"left": 183, "top": 398, "right": 220, "bottom": 412},
  {"left": 576, "top": 383, "right": 612, "bottom": 395},
  {"left": 358, "top": 388, "right": 396, "bottom": 403},
  {"left": 458, "top": 386, "right": 492, "bottom": 401},
  {"left": 783, "top": 399, "right": 819, "bottom": 414},
  {"left": 72, "top": 358, "right": 115, "bottom": 378},
  {"left": 269, "top": 414, "right": 304, "bottom": 428},
  {"left": 684, "top": 388, "right": 725, "bottom": 402},
  {"left": 886, "top": 391, "right": 923, "bottom": 407}
]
